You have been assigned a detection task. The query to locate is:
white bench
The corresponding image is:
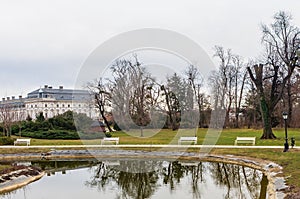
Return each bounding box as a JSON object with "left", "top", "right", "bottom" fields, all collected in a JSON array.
[
  {"left": 14, "top": 138, "right": 31, "bottom": 146},
  {"left": 178, "top": 137, "right": 197, "bottom": 145},
  {"left": 235, "top": 137, "right": 256, "bottom": 145},
  {"left": 101, "top": 137, "right": 119, "bottom": 145}
]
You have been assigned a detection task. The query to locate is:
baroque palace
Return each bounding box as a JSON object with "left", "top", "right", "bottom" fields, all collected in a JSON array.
[{"left": 0, "top": 85, "right": 98, "bottom": 121}]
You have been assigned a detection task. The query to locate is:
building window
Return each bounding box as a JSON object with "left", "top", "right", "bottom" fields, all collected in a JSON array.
[
  {"left": 68, "top": 104, "right": 70, "bottom": 108},
  {"left": 31, "top": 105, "right": 33, "bottom": 108},
  {"left": 35, "top": 105, "right": 37, "bottom": 108},
  {"left": 57, "top": 104, "right": 59, "bottom": 108},
  {"left": 79, "top": 104, "right": 81, "bottom": 108},
  {"left": 45, "top": 104, "right": 47, "bottom": 108},
  {"left": 62, "top": 104, "right": 65, "bottom": 108}
]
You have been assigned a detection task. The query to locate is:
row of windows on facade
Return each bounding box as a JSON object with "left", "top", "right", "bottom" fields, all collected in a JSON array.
[{"left": 27, "top": 104, "right": 82, "bottom": 108}]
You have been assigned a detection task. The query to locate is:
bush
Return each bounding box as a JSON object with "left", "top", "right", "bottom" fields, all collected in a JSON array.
[
  {"left": 105, "top": 132, "right": 112, "bottom": 137},
  {"left": 21, "top": 130, "right": 106, "bottom": 140},
  {"left": 22, "top": 130, "right": 80, "bottom": 140},
  {"left": 0, "top": 137, "right": 15, "bottom": 145}
]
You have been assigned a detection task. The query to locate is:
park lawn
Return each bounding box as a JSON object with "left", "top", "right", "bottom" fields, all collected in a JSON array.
[
  {"left": 12, "top": 128, "right": 299, "bottom": 146},
  {"left": 10, "top": 136, "right": 102, "bottom": 146},
  {"left": 100, "top": 128, "right": 299, "bottom": 146},
  {"left": 215, "top": 128, "right": 300, "bottom": 146}
]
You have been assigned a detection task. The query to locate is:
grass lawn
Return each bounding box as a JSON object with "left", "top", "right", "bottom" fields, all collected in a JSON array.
[
  {"left": 10, "top": 128, "right": 299, "bottom": 146},
  {"left": 107, "top": 128, "right": 300, "bottom": 146}
]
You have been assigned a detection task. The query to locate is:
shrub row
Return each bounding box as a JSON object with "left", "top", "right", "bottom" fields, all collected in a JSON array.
[
  {"left": 21, "top": 130, "right": 106, "bottom": 140},
  {"left": 0, "top": 137, "right": 15, "bottom": 145}
]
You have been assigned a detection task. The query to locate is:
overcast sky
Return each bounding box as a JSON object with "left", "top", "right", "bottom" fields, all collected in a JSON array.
[{"left": 1, "top": 0, "right": 300, "bottom": 97}]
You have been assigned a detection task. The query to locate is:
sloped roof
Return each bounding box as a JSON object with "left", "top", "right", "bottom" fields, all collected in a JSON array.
[{"left": 27, "top": 88, "right": 92, "bottom": 101}]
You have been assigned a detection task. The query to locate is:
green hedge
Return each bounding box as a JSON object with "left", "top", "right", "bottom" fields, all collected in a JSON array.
[
  {"left": 0, "top": 137, "right": 15, "bottom": 145},
  {"left": 21, "top": 130, "right": 105, "bottom": 140}
]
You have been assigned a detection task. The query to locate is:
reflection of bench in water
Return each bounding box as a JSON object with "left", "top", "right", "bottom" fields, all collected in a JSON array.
[
  {"left": 101, "top": 137, "right": 119, "bottom": 145},
  {"left": 103, "top": 161, "right": 120, "bottom": 166},
  {"left": 179, "top": 162, "right": 199, "bottom": 166},
  {"left": 178, "top": 137, "right": 197, "bottom": 145},
  {"left": 234, "top": 137, "right": 256, "bottom": 145},
  {"left": 14, "top": 138, "right": 31, "bottom": 146}
]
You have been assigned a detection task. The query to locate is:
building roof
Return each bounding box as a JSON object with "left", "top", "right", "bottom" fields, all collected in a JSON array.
[
  {"left": 0, "top": 100, "right": 25, "bottom": 108},
  {"left": 27, "top": 86, "right": 92, "bottom": 101}
]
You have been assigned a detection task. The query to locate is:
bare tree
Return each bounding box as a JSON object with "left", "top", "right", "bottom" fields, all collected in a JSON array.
[
  {"left": 110, "top": 55, "right": 158, "bottom": 136},
  {"left": 128, "top": 56, "right": 156, "bottom": 136},
  {"left": 15, "top": 102, "right": 26, "bottom": 137},
  {"left": 210, "top": 46, "right": 235, "bottom": 128},
  {"left": 88, "top": 78, "right": 113, "bottom": 132},
  {"left": 110, "top": 59, "right": 133, "bottom": 131},
  {"left": 244, "top": 80, "right": 261, "bottom": 129},
  {"left": 247, "top": 11, "right": 300, "bottom": 139},
  {"left": 232, "top": 55, "right": 247, "bottom": 128},
  {"left": 160, "top": 84, "right": 178, "bottom": 130},
  {"left": 186, "top": 65, "right": 204, "bottom": 127},
  {"left": 0, "top": 103, "right": 15, "bottom": 137}
]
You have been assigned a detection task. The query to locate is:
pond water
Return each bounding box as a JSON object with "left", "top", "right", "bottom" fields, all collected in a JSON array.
[{"left": 0, "top": 159, "right": 268, "bottom": 199}]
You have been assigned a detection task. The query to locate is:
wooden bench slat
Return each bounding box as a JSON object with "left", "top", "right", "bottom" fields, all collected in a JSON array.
[
  {"left": 235, "top": 137, "right": 256, "bottom": 145},
  {"left": 101, "top": 137, "right": 119, "bottom": 145},
  {"left": 178, "top": 137, "right": 197, "bottom": 145},
  {"left": 14, "top": 139, "right": 31, "bottom": 146}
]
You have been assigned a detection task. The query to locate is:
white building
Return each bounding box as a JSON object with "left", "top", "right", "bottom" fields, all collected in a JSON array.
[{"left": 0, "top": 85, "right": 98, "bottom": 121}]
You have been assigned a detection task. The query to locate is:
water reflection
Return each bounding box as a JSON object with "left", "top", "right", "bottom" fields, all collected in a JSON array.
[
  {"left": 86, "top": 160, "right": 267, "bottom": 199},
  {"left": 0, "top": 160, "right": 268, "bottom": 199}
]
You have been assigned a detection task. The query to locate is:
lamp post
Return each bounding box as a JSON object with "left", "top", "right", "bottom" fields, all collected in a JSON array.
[{"left": 282, "top": 112, "right": 289, "bottom": 152}]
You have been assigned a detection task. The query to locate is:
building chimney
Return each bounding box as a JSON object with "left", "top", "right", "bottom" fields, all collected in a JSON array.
[
  {"left": 59, "top": 86, "right": 63, "bottom": 90},
  {"left": 11, "top": 96, "right": 15, "bottom": 100},
  {"left": 2, "top": 98, "right": 5, "bottom": 101},
  {"left": 19, "top": 95, "right": 22, "bottom": 99},
  {"left": 44, "top": 85, "right": 48, "bottom": 89},
  {"left": 49, "top": 86, "right": 52, "bottom": 89},
  {"left": 7, "top": 97, "right": 10, "bottom": 100}
]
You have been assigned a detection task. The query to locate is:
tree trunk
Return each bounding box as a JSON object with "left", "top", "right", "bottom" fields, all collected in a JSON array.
[
  {"left": 95, "top": 94, "right": 113, "bottom": 133},
  {"left": 224, "top": 110, "right": 230, "bottom": 128},
  {"left": 260, "top": 98, "right": 276, "bottom": 139},
  {"left": 287, "top": 79, "right": 293, "bottom": 127},
  {"left": 140, "top": 126, "right": 144, "bottom": 137},
  {"left": 259, "top": 174, "right": 268, "bottom": 199},
  {"left": 102, "top": 112, "right": 113, "bottom": 132},
  {"left": 234, "top": 112, "right": 239, "bottom": 128}
]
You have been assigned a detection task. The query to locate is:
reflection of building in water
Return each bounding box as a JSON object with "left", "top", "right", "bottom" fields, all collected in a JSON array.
[{"left": 0, "top": 85, "right": 98, "bottom": 121}]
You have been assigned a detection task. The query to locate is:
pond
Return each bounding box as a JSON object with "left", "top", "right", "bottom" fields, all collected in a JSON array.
[{"left": 0, "top": 159, "right": 268, "bottom": 199}]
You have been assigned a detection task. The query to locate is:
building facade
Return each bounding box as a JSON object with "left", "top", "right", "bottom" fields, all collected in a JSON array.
[{"left": 0, "top": 85, "right": 98, "bottom": 121}]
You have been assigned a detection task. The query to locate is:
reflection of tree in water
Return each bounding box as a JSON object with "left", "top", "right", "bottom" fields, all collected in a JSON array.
[
  {"left": 161, "top": 161, "right": 205, "bottom": 199},
  {"left": 87, "top": 160, "right": 159, "bottom": 199},
  {"left": 209, "top": 162, "right": 264, "bottom": 199},
  {"left": 85, "top": 160, "right": 266, "bottom": 199}
]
